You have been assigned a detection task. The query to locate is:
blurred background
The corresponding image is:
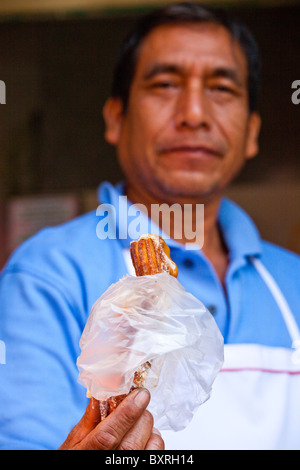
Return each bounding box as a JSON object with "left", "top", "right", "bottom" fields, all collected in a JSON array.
[{"left": 0, "top": 0, "right": 299, "bottom": 267}]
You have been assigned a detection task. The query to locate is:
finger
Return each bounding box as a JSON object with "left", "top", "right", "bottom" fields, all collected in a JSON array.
[
  {"left": 117, "top": 409, "right": 154, "bottom": 450},
  {"left": 78, "top": 388, "right": 151, "bottom": 450},
  {"left": 58, "top": 397, "right": 101, "bottom": 449},
  {"left": 145, "top": 428, "right": 165, "bottom": 450}
]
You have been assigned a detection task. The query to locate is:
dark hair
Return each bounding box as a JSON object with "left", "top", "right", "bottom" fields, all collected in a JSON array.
[{"left": 111, "top": 2, "right": 261, "bottom": 113}]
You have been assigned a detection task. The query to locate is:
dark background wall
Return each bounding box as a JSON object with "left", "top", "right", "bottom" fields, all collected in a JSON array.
[{"left": 0, "top": 3, "right": 299, "bottom": 259}]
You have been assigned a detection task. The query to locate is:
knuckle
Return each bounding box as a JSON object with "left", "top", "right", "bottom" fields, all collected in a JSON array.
[
  {"left": 117, "top": 410, "right": 155, "bottom": 451},
  {"left": 118, "top": 439, "right": 140, "bottom": 451},
  {"left": 89, "top": 424, "right": 119, "bottom": 450},
  {"left": 115, "top": 402, "right": 143, "bottom": 429}
]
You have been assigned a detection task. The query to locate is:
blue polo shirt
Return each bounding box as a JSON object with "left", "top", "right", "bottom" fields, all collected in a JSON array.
[{"left": 0, "top": 181, "right": 300, "bottom": 450}]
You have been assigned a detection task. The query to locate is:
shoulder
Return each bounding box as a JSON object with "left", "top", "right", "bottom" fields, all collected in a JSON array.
[
  {"left": 2, "top": 211, "right": 126, "bottom": 310},
  {"left": 259, "top": 241, "right": 300, "bottom": 316},
  {"left": 5, "top": 211, "right": 99, "bottom": 269},
  {"left": 261, "top": 240, "right": 300, "bottom": 272}
]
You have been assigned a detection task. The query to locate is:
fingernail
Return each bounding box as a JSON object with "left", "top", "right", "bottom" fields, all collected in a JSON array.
[{"left": 133, "top": 388, "right": 150, "bottom": 409}]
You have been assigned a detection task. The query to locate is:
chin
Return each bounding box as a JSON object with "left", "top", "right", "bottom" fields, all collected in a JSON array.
[{"left": 154, "top": 172, "right": 222, "bottom": 202}]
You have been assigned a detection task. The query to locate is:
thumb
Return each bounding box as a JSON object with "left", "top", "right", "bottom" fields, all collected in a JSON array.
[{"left": 78, "top": 388, "right": 151, "bottom": 450}]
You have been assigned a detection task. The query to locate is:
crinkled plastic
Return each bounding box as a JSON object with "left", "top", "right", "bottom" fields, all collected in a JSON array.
[{"left": 77, "top": 273, "right": 224, "bottom": 431}]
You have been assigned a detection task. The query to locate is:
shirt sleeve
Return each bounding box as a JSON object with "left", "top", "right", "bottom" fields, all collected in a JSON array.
[{"left": 0, "top": 266, "right": 88, "bottom": 450}]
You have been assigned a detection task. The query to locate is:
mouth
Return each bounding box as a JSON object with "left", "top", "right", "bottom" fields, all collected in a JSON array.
[
  {"left": 157, "top": 144, "right": 223, "bottom": 169},
  {"left": 159, "top": 145, "right": 222, "bottom": 157}
]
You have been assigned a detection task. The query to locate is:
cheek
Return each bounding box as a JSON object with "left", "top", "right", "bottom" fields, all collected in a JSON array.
[
  {"left": 134, "top": 94, "right": 175, "bottom": 136},
  {"left": 217, "top": 105, "right": 250, "bottom": 155},
  {"left": 117, "top": 107, "right": 160, "bottom": 178}
]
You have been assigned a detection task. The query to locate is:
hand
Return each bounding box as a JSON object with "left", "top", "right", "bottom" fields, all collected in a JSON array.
[{"left": 58, "top": 388, "right": 164, "bottom": 450}]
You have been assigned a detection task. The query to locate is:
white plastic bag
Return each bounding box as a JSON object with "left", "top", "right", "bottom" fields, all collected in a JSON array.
[{"left": 77, "top": 273, "right": 224, "bottom": 431}]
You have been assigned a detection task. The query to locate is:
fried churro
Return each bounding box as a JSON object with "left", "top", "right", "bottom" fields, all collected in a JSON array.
[
  {"left": 98, "top": 234, "right": 177, "bottom": 420},
  {"left": 130, "top": 234, "right": 178, "bottom": 277}
]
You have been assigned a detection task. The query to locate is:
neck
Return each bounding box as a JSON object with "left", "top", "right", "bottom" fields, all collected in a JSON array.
[{"left": 126, "top": 183, "right": 229, "bottom": 285}]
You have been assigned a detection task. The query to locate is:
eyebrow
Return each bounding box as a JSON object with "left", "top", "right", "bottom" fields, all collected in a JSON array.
[
  {"left": 210, "top": 67, "right": 244, "bottom": 88},
  {"left": 143, "top": 63, "right": 183, "bottom": 81},
  {"left": 143, "top": 63, "right": 244, "bottom": 87}
]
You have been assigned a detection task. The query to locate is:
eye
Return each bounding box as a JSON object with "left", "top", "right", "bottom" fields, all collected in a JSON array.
[
  {"left": 213, "top": 85, "right": 234, "bottom": 93},
  {"left": 151, "top": 80, "right": 177, "bottom": 89},
  {"left": 207, "top": 82, "right": 240, "bottom": 102}
]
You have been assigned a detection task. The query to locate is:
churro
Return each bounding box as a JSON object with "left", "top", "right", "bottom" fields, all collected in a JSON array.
[
  {"left": 98, "top": 234, "right": 177, "bottom": 419},
  {"left": 130, "top": 234, "right": 178, "bottom": 277}
]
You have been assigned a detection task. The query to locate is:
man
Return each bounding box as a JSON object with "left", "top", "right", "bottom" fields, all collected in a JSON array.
[{"left": 1, "top": 2, "right": 300, "bottom": 450}]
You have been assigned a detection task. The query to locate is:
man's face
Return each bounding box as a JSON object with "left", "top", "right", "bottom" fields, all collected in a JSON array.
[{"left": 104, "top": 23, "right": 261, "bottom": 203}]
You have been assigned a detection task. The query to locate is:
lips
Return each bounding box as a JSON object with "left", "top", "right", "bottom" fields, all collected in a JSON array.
[
  {"left": 160, "top": 145, "right": 222, "bottom": 157},
  {"left": 155, "top": 141, "right": 224, "bottom": 173},
  {"left": 157, "top": 140, "right": 224, "bottom": 161}
]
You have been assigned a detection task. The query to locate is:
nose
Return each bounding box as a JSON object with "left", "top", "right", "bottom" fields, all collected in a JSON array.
[{"left": 175, "top": 82, "right": 211, "bottom": 130}]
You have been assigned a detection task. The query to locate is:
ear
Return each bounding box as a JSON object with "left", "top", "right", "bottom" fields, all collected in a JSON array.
[
  {"left": 245, "top": 112, "right": 261, "bottom": 160},
  {"left": 102, "top": 97, "right": 124, "bottom": 145}
]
